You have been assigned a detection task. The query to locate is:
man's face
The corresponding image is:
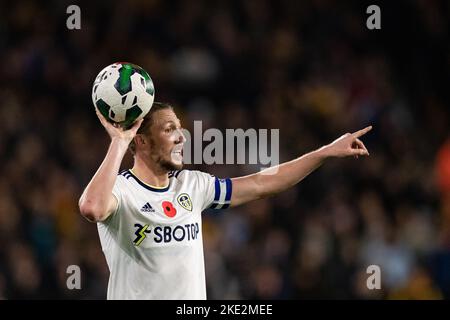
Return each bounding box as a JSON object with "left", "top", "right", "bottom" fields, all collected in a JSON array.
[{"left": 141, "top": 109, "right": 186, "bottom": 171}]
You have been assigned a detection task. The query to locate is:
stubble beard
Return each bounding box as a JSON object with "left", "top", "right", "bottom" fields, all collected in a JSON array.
[
  {"left": 149, "top": 137, "right": 183, "bottom": 172},
  {"left": 159, "top": 158, "right": 183, "bottom": 171}
]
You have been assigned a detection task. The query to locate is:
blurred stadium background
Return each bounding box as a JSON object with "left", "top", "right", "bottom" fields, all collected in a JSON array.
[{"left": 0, "top": 0, "right": 449, "bottom": 299}]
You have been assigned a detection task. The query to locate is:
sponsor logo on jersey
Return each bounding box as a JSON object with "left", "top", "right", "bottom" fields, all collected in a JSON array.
[
  {"left": 140, "top": 202, "right": 155, "bottom": 213},
  {"left": 153, "top": 223, "right": 199, "bottom": 243},
  {"left": 177, "top": 193, "right": 192, "bottom": 212},
  {"left": 133, "top": 224, "right": 151, "bottom": 246},
  {"left": 132, "top": 223, "right": 200, "bottom": 245}
]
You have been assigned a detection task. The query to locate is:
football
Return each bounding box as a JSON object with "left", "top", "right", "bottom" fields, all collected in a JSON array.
[{"left": 92, "top": 62, "right": 155, "bottom": 127}]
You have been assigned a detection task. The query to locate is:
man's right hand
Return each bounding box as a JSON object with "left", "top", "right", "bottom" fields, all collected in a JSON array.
[{"left": 95, "top": 108, "right": 144, "bottom": 143}]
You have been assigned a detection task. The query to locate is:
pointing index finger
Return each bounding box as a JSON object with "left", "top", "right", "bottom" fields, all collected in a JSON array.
[{"left": 352, "top": 125, "right": 373, "bottom": 138}]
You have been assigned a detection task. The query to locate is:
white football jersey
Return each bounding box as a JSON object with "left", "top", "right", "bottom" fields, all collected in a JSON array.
[{"left": 97, "top": 169, "right": 232, "bottom": 300}]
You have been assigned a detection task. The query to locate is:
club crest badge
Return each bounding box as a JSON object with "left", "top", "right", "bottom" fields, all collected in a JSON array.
[{"left": 177, "top": 193, "right": 193, "bottom": 212}]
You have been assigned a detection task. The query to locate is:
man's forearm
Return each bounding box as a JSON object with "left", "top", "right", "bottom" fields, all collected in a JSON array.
[
  {"left": 231, "top": 146, "right": 330, "bottom": 206},
  {"left": 231, "top": 127, "right": 371, "bottom": 207},
  {"left": 79, "top": 138, "right": 129, "bottom": 217},
  {"left": 254, "top": 146, "right": 330, "bottom": 197}
]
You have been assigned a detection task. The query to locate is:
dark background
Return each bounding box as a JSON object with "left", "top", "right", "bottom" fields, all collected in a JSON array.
[{"left": 0, "top": 0, "right": 449, "bottom": 299}]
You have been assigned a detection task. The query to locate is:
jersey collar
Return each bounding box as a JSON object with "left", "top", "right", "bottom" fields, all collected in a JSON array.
[{"left": 127, "top": 169, "right": 171, "bottom": 192}]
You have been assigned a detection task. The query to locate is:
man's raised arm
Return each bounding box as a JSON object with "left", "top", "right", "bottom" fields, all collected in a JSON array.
[
  {"left": 230, "top": 126, "right": 372, "bottom": 207},
  {"left": 78, "top": 110, "right": 142, "bottom": 222}
]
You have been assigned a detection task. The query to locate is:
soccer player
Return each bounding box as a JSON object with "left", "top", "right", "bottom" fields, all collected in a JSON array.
[{"left": 79, "top": 102, "right": 371, "bottom": 299}]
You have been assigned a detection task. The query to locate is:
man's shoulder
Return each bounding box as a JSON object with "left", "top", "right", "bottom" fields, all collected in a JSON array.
[
  {"left": 169, "top": 169, "right": 215, "bottom": 181},
  {"left": 115, "top": 170, "right": 133, "bottom": 186},
  {"left": 118, "top": 169, "right": 131, "bottom": 178}
]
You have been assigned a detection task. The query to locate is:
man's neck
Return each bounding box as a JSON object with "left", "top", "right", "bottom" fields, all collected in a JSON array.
[{"left": 131, "top": 156, "right": 169, "bottom": 188}]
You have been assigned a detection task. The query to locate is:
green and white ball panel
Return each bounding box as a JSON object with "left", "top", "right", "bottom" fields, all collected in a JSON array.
[{"left": 92, "top": 62, "right": 155, "bottom": 127}]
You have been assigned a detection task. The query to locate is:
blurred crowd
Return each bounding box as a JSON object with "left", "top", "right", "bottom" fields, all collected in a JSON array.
[{"left": 0, "top": 0, "right": 449, "bottom": 299}]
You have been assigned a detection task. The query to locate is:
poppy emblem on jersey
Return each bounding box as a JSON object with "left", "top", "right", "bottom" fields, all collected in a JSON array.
[
  {"left": 162, "top": 201, "right": 177, "bottom": 218},
  {"left": 177, "top": 193, "right": 192, "bottom": 212}
]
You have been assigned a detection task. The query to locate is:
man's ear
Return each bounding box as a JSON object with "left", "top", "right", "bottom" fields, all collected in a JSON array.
[{"left": 135, "top": 135, "right": 146, "bottom": 146}]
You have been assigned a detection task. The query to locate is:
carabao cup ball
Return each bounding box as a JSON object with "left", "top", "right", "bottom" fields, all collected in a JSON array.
[{"left": 92, "top": 62, "right": 155, "bottom": 128}]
